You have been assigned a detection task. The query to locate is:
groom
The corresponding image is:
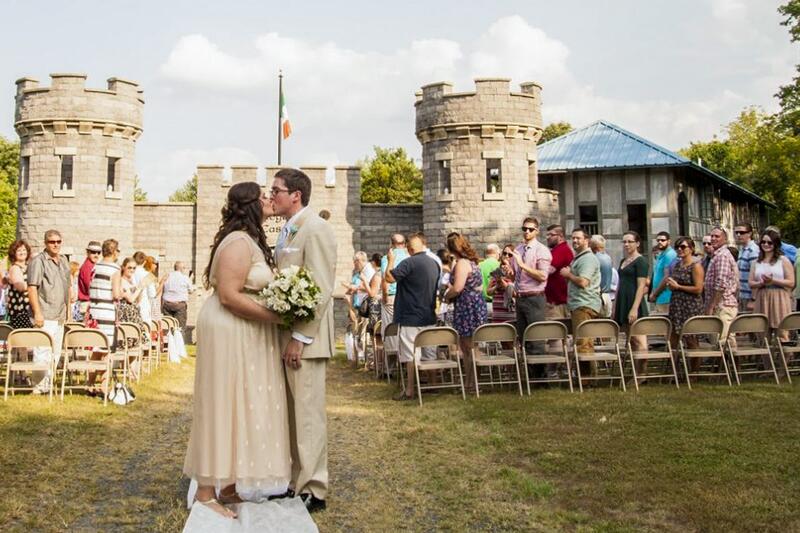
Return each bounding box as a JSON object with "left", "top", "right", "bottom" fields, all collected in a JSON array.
[{"left": 271, "top": 168, "right": 336, "bottom": 513}]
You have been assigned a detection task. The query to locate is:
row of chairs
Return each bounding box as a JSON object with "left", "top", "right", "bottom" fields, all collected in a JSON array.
[
  {"left": 0, "top": 316, "right": 183, "bottom": 405},
  {"left": 369, "top": 313, "right": 800, "bottom": 405}
]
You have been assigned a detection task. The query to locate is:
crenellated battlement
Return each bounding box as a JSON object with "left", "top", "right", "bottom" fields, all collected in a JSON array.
[
  {"left": 415, "top": 78, "right": 543, "bottom": 144},
  {"left": 14, "top": 73, "right": 144, "bottom": 140},
  {"left": 195, "top": 164, "right": 361, "bottom": 187}
]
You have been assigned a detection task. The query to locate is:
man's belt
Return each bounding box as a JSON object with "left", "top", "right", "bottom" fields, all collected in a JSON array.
[{"left": 517, "top": 290, "right": 544, "bottom": 298}]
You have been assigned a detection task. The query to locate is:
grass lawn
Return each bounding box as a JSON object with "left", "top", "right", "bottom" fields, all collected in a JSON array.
[{"left": 1, "top": 348, "right": 799, "bottom": 532}]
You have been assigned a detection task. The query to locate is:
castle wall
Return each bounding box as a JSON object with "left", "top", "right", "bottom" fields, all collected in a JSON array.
[
  {"left": 415, "top": 79, "right": 548, "bottom": 251},
  {"left": 132, "top": 202, "right": 196, "bottom": 273},
  {"left": 358, "top": 204, "right": 423, "bottom": 254},
  {"left": 14, "top": 74, "right": 143, "bottom": 258}
]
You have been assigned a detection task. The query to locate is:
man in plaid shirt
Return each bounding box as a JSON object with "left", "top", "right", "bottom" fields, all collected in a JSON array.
[{"left": 704, "top": 226, "right": 740, "bottom": 343}]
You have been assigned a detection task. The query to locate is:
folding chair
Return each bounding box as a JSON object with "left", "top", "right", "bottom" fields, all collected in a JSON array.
[
  {"left": 139, "top": 321, "right": 154, "bottom": 375},
  {"left": 4, "top": 329, "right": 55, "bottom": 401},
  {"left": 383, "top": 323, "right": 400, "bottom": 387},
  {"left": 521, "top": 321, "right": 572, "bottom": 394},
  {"left": 62, "top": 328, "right": 112, "bottom": 405},
  {"left": 151, "top": 320, "right": 164, "bottom": 367},
  {"left": 0, "top": 324, "right": 11, "bottom": 385},
  {"left": 372, "top": 320, "right": 384, "bottom": 379},
  {"left": 573, "top": 319, "right": 626, "bottom": 392},
  {"left": 627, "top": 317, "right": 679, "bottom": 391},
  {"left": 116, "top": 323, "right": 144, "bottom": 385},
  {"left": 471, "top": 323, "right": 523, "bottom": 397},
  {"left": 679, "top": 316, "right": 732, "bottom": 389},
  {"left": 775, "top": 312, "right": 800, "bottom": 384},
  {"left": 726, "top": 314, "right": 780, "bottom": 385},
  {"left": 413, "top": 327, "right": 465, "bottom": 406}
]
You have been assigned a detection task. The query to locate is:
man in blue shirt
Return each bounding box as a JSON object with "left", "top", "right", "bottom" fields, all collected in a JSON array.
[
  {"left": 647, "top": 231, "right": 677, "bottom": 314},
  {"left": 735, "top": 223, "right": 759, "bottom": 311},
  {"left": 380, "top": 233, "right": 409, "bottom": 356}
]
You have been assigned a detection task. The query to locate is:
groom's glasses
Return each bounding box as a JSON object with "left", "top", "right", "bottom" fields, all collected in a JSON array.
[{"left": 270, "top": 187, "right": 292, "bottom": 197}]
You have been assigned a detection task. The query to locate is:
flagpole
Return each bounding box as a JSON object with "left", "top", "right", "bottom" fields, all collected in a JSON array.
[{"left": 277, "top": 70, "right": 283, "bottom": 166}]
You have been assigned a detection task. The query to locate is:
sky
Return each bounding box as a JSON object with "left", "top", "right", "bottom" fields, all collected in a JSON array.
[{"left": 1, "top": 0, "right": 796, "bottom": 200}]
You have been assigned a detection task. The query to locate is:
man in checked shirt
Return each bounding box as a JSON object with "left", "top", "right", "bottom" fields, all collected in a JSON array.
[
  {"left": 704, "top": 226, "right": 740, "bottom": 345},
  {"left": 510, "top": 217, "right": 552, "bottom": 378}
]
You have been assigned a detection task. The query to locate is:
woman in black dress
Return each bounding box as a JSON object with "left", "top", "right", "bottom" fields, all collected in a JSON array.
[{"left": 6, "top": 240, "right": 33, "bottom": 330}]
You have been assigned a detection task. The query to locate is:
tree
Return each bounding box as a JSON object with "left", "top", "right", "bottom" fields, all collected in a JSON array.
[
  {"left": 169, "top": 174, "right": 198, "bottom": 203},
  {"left": 360, "top": 147, "right": 422, "bottom": 204},
  {"left": 0, "top": 136, "right": 19, "bottom": 253},
  {"left": 133, "top": 175, "right": 148, "bottom": 201},
  {"left": 679, "top": 108, "right": 800, "bottom": 240},
  {"left": 538, "top": 121, "right": 573, "bottom": 144},
  {"left": 777, "top": 1, "right": 800, "bottom": 133}
]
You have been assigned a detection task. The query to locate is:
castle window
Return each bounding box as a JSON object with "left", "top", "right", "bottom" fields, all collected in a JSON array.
[
  {"left": 20, "top": 156, "right": 30, "bottom": 191},
  {"left": 60, "top": 155, "right": 73, "bottom": 190},
  {"left": 107, "top": 157, "right": 120, "bottom": 192},
  {"left": 485, "top": 159, "right": 502, "bottom": 193},
  {"left": 438, "top": 159, "right": 451, "bottom": 195}
]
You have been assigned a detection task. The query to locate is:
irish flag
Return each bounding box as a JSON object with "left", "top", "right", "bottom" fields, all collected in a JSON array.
[{"left": 280, "top": 90, "right": 292, "bottom": 140}]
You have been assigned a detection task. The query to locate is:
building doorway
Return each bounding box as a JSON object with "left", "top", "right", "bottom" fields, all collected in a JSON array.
[
  {"left": 627, "top": 203, "right": 647, "bottom": 252},
  {"left": 678, "top": 192, "right": 688, "bottom": 237}
]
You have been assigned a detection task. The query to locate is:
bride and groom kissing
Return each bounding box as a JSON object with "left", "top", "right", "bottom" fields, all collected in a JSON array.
[{"left": 183, "top": 168, "right": 336, "bottom": 520}]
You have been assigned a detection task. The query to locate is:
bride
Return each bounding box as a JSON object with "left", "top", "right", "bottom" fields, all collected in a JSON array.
[{"left": 183, "top": 181, "right": 290, "bottom": 519}]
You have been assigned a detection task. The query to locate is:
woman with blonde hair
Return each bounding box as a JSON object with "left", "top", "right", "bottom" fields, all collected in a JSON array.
[{"left": 444, "top": 232, "right": 488, "bottom": 393}]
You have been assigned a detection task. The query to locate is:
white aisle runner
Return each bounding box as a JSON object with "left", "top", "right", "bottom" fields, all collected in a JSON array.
[{"left": 183, "top": 498, "right": 318, "bottom": 533}]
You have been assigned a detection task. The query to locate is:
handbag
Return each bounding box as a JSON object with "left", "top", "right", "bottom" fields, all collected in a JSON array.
[
  {"left": 108, "top": 381, "right": 136, "bottom": 406},
  {"left": 358, "top": 297, "right": 370, "bottom": 318}
]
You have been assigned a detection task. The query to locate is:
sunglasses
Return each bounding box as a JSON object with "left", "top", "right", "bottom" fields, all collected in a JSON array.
[
  {"left": 502, "top": 251, "right": 513, "bottom": 257},
  {"left": 521, "top": 227, "right": 538, "bottom": 233},
  {"left": 760, "top": 240, "right": 774, "bottom": 245},
  {"left": 656, "top": 238, "right": 668, "bottom": 242},
  {"left": 735, "top": 230, "right": 750, "bottom": 235},
  {"left": 47, "top": 240, "right": 62, "bottom": 245},
  {"left": 676, "top": 244, "right": 691, "bottom": 250},
  {"left": 702, "top": 242, "right": 712, "bottom": 246}
]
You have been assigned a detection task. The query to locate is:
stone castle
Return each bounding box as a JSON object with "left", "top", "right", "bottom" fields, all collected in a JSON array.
[{"left": 13, "top": 73, "right": 560, "bottom": 330}]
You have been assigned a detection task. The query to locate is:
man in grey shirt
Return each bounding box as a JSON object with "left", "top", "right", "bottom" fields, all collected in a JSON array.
[{"left": 27, "top": 229, "right": 71, "bottom": 393}]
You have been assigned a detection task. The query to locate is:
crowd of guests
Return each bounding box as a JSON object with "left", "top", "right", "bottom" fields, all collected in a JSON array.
[
  {"left": 345, "top": 219, "right": 800, "bottom": 397},
  {"left": 0, "top": 229, "right": 195, "bottom": 396}
]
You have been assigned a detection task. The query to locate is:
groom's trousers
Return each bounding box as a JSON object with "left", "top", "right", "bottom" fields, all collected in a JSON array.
[{"left": 285, "top": 358, "right": 328, "bottom": 499}]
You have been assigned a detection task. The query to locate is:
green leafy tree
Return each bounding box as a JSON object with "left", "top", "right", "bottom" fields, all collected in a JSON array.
[
  {"left": 169, "top": 174, "right": 198, "bottom": 203},
  {"left": 133, "top": 175, "right": 148, "bottom": 201},
  {"left": 360, "top": 147, "right": 422, "bottom": 204},
  {"left": 679, "top": 108, "right": 800, "bottom": 240},
  {"left": 778, "top": 1, "right": 800, "bottom": 133},
  {"left": 538, "top": 121, "right": 574, "bottom": 144},
  {"left": 0, "top": 136, "right": 19, "bottom": 253}
]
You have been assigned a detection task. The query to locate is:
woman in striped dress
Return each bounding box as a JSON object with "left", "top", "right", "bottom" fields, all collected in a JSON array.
[{"left": 87, "top": 239, "right": 121, "bottom": 395}]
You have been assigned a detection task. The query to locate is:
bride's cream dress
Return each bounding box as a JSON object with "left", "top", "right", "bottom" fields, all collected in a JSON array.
[{"left": 184, "top": 231, "right": 290, "bottom": 499}]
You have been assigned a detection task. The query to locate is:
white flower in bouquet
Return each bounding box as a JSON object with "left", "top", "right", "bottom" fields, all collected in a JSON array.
[{"left": 260, "top": 266, "right": 322, "bottom": 329}]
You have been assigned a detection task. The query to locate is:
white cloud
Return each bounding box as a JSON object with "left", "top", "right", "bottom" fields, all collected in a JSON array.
[{"left": 150, "top": 13, "right": 791, "bottom": 198}]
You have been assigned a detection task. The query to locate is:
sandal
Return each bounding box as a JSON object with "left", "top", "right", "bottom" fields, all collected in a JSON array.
[
  {"left": 195, "top": 497, "right": 237, "bottom": 519},
  {"left": 218, "top": 485, "right": 244, "bottom": 505}
]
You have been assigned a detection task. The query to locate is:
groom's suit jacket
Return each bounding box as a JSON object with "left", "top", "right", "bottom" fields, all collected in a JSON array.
[{"left": 276, "top": 208, "right": 337, "bottom": 359}]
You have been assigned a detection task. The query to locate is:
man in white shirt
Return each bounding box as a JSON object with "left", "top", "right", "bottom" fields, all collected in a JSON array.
[{"left": 161, "top": 262, "right": 194, "bottom": 327}]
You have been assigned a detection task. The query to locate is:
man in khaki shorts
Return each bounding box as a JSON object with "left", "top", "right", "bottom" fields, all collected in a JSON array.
[{"left": 384, "top": 232, "right": 440, "bottom": 401}]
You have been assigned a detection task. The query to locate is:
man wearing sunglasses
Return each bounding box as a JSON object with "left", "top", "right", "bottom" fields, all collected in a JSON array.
[
  {"left": 26, "top": 229, "right": 71, "bottom": 394},
  {"left": 76, "top": 241, "right": 102, "bottom": 321},
  {"left": 735, "top": 224, "right": 758, "bottom": 312},
  {"left": 647, "top": 232, "right": 676, "bottom": 314},
  {"left": 510, "top": 217, "right": 552, "bottom": 365}
]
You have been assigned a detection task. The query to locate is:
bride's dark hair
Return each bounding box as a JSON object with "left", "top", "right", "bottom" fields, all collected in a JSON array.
[{"left": 203, "top": 181, "right": 273, "bottom": 289}]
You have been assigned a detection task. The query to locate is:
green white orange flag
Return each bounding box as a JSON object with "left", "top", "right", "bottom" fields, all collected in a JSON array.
[{"left": 280, "top": 90, "right": 292, "bottom": 140}]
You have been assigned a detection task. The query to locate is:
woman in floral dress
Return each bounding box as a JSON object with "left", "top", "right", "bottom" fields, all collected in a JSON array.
[{"left": 444, "top": 232, "right": 488, "bottom": 393}]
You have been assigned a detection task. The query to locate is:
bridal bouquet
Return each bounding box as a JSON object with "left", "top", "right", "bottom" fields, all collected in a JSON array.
[{"left": 260, "top": 265, "right": 322, "bottom": 329}]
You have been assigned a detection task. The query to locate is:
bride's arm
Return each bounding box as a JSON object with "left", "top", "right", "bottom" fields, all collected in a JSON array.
[{"left": 216, "top": 239, "right": 281, "bottom": 323}]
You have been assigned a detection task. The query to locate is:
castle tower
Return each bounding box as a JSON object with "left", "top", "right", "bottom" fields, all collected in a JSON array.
[
  {"left": 14, "top": 73, "right": 143, "bottom": 256},
  {"left": 415, "top": 78, "right": 558, "bottom": 250}
]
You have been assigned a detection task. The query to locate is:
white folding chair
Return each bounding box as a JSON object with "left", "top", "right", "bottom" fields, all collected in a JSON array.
[
  {"left": 573, "top": 319, "right": 626, "bottom": 393},
  {"left": 384, "top": 323, "right": 400, "bottom": 387},
  {"left": 775, "top": 312, "right": 800, "bottom": 383},
  {"left": 62, "top": 328, "right": 112, "bottom": 405},
  {"left": 471, "top": 323, "right": 523, "bottom": 397},
  {"left": 413, "top": 327, "right": 465, "bottom": 406},
  {"left": 627, "top": 316, "right": 679, "bottom": 391},
  {"left": 4, "top": 329, "right": 56, "bottom": 401},
  {"left": 726, "top": 314, "right": 779, "bottom": 385},
  {"left": 521, "top": 321, "right": 573, "bottom": 394},
  {"left": 679, "top": 316, "right": 732, "bottom": 389}
]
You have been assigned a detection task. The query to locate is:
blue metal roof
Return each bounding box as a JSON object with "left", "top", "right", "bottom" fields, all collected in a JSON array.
[
  {"left": 537, "top": 120, "right": 774, "bottom": 207},
  {"left": 537, "top": 120, "right": 688, "bottom": 171}
]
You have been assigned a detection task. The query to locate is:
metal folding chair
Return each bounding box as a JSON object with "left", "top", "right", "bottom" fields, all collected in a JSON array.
[
  {"left": 679, "top": 315, "right": 732, "bottom": 389},
  {"left": 521, "top": 321, "right": 573, "bottom": 394},
  {"left": 471, "top": 323, "right": 523, "bottom": 397},
  {"left": 726, "top": 314, "right": 780, "bottom": 385},
  {"left": 573, "top": 319, "right": 626, "bottom": 392},
  {"left": 413, "top": 327, "right": 465, "bottom": 406},
  {"left": 627, "top": 316, "right": 679, "bottom": 391},
  {"left": 4, "top": 329, "right": 56, "bottom": 401},
  {"left": 775, "top": 312, "right": 800, "bottom": 383}
]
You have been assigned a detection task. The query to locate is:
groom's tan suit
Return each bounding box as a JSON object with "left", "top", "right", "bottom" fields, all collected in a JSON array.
[{"left": 276, "top": 207, "right": 336, "bottom": 499}]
